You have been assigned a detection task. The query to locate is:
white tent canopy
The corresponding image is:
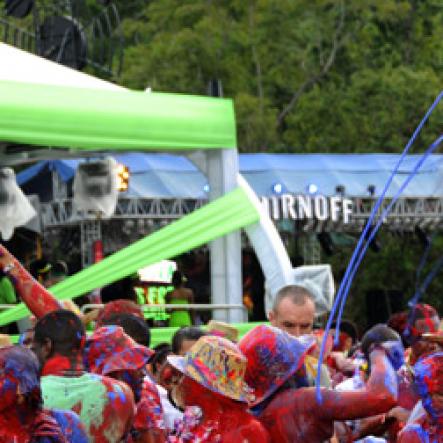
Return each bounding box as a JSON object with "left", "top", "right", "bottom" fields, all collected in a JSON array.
[{"left": 0, "top": 43, "right": 123, "bottom": 91}]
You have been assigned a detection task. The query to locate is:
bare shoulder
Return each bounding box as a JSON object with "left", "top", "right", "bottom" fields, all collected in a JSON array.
[{"left": 100, "top": 375, "right": 135, "bottom": 408}]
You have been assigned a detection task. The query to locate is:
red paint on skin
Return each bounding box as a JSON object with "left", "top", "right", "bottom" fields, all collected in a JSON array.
[
  {"left": 398, "top": 413, "right": 443, "bottom": 442},
  {"left": 258, "top": 349, "right": 398, "bottom": 442},
  {"left": 176, "top": 376, "right": 270, "bottom": 442},
  {"left": 41, "top": 354, "right": 84, "bottom": 377},
  {"left": 0, "top": 245, "right": 61, "bottom": 318},
  {"left": 349, "top": 367, "right": 420, "bottom": 441},
  {"left": 0, "top": 347, "right": 66, "bottom": 442}
]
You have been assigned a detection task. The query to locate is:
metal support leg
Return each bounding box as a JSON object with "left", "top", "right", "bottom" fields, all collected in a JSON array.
[
  {"left": 207, "top": 149, "right": 242, "bottom": 322},
  {"left": 80, "top": 219, "right": 102, "bottom": 268}
]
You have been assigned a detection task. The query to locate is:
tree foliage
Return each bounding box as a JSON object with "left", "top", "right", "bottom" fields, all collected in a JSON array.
[{"left": 114, "top": 0, "right": 443, "bottom": 153}]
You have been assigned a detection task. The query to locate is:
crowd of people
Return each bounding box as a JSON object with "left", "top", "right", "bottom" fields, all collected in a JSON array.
[{"left": 0, "top": 243, "right": 441, "bottom": 442}]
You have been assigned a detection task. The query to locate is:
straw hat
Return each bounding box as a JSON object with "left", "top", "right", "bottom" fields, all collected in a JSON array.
[
  {"left": 206, "top": 320, "right": 239, "bottom": 342},
  {"left": 238, "top": 325, "right": 315, "bottom": 406},
  {"left": 167, "top": 335, "right": 253, "bottom": 403},
  {"left": 0, "top": 334, "right": 12, "bottom": 348}
]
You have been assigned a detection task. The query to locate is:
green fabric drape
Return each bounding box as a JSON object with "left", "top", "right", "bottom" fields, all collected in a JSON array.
[
  {"left": 0, "top": 80, "right": 236, "bottom": 150},
  {"left": 0, "top": 187, "right": 259, "bottom": 325}
]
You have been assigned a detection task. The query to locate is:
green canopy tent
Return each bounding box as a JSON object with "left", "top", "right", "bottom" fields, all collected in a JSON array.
[
  {"left": 0, "top": 80, "right": 236, "bottom": 151},
  {"left": 0, "top": 79, "right": 254, "bottom": 325}
]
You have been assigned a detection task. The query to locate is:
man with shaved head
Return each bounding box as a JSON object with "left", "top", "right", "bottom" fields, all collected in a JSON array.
[
  {"left": 268, "top": 285, "right": 316, "bottom": 337},
  {"left": 269, "top": 284, "right": 332, "bottom": 387}
]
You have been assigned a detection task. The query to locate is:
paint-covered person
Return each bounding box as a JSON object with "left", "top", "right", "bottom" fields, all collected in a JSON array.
[
  {"left": 0, "top": 245, "right": 61, "bottom": 318},
  {"left": 268, "top": 285, "right": 316, "bottom": 337},
  {"left": 268, "top": 284, "right": 333, "bottom": 388},
  {"left": 85, "top": 325, "right": 166, "bottom": 443},
  {"left": 398, "top": 352, "right": 443, "bottom": 442},
  {"left": 32, "top": 310, "right": 135, "bottom": 443},
  {"left": 149, "top": 344, "right": 183, "bottom": 432},
  {"left": 0, "top": 345, "right": 67, "bottom": 443},
  {"left": 167, "top": 335, "right": 270, "bottom": 442},
  {"left": 155, "top": 327, "right": 208, "bottom": 412},
  {"left": 404, "top": 303, "right": 441, "bottom": 365},
  {"left": 336, "top": 325, "right": 411, "bottom": 441},
  {"left": 239, "top": 324, "right": 399, "bottom": 443}
]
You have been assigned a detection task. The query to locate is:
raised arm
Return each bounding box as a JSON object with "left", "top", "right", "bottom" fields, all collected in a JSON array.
[
  {"left": 319, "top": 347, "right": 398, "bottom": 421},
  {"left": 0, "top": 244, "right": 61, "bottom": 318}
]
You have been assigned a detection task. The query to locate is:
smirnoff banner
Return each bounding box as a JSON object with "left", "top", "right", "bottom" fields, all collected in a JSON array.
[{"left": 261, "top": 194, "right": 353, "bottom": 223}]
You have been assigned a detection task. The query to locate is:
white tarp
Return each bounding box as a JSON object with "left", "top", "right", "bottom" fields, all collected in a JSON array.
[
  {"left": 0, "top": 168, "right": 36, "bottom": 240},
  {"left": 0, "top": 43, "right": 123, "bottom": 91},
  {"left": 237, "top": 174, "right": 335, "bottom": 316}
]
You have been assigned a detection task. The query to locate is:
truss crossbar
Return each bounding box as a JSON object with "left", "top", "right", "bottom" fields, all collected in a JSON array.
[
  {"left": 41, "top": 197, "right": 207, "bottom": 228},
  {"left": 40, "top": 196, "right": 443, "bottom": 232}
]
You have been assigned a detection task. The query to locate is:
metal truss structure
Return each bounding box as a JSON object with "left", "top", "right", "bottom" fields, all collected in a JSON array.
[
  {"left": 50, "top": 198, "right": 205, "bottom": 267},
  {"left": 299, "top": 196, "right": 443, "bottom": 233},
  {"left": 41, "top": 197, "right": 207, "bottom": 228},
  {"left": 302, "top": 234, "right": 322, "bottom": 265},
  {"left": 39, "top": 194, "right": 443, "bottom": 267},
  {"left": 80, "top": 219, "right": 101, "bottom": 267},
  {"left": 41, "top": 196, "right": 443, "bottom": 232}
]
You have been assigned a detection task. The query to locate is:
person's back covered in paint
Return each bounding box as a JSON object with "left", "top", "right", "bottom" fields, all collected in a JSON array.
[
  {"left": 85, "top": 325, "right": 166, "bottom": 443},
  {"left": 32, "top": 310, "right": 135, "bottom": 443}
]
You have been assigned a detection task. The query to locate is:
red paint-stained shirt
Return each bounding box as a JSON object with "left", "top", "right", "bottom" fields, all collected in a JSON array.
[
  {"left": 129, "top": 377, "right": 166, "bottom": 441},
  {"left": 259, "top": 350, "right": 398, "bottom": 443},
  {"left": 41, "top": 371, "right": 135, "bottom": 443},
  {"left": 398, "top": 414, "right": 443, "bottom": 443},
  {"left": 385, "top": 367, "right": 421, "bottom": 440},
  {"left": 0, "top": 409, "right": 68, "bottom": 443},
  {"left": 31, "top": 411, "right": 69, "bottom": 443},
  {"left": 168, "top": 405, "right": 270, "bottom": 443}
]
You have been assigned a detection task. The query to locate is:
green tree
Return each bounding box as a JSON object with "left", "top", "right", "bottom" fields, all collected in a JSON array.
[{"left": 116, "top": 0, "right": 443, "bottom": 153}]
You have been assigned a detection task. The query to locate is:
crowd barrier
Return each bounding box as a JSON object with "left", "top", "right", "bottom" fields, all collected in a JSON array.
[{"left": 0, "top": 304, "right": 264, "bottom": 346}]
